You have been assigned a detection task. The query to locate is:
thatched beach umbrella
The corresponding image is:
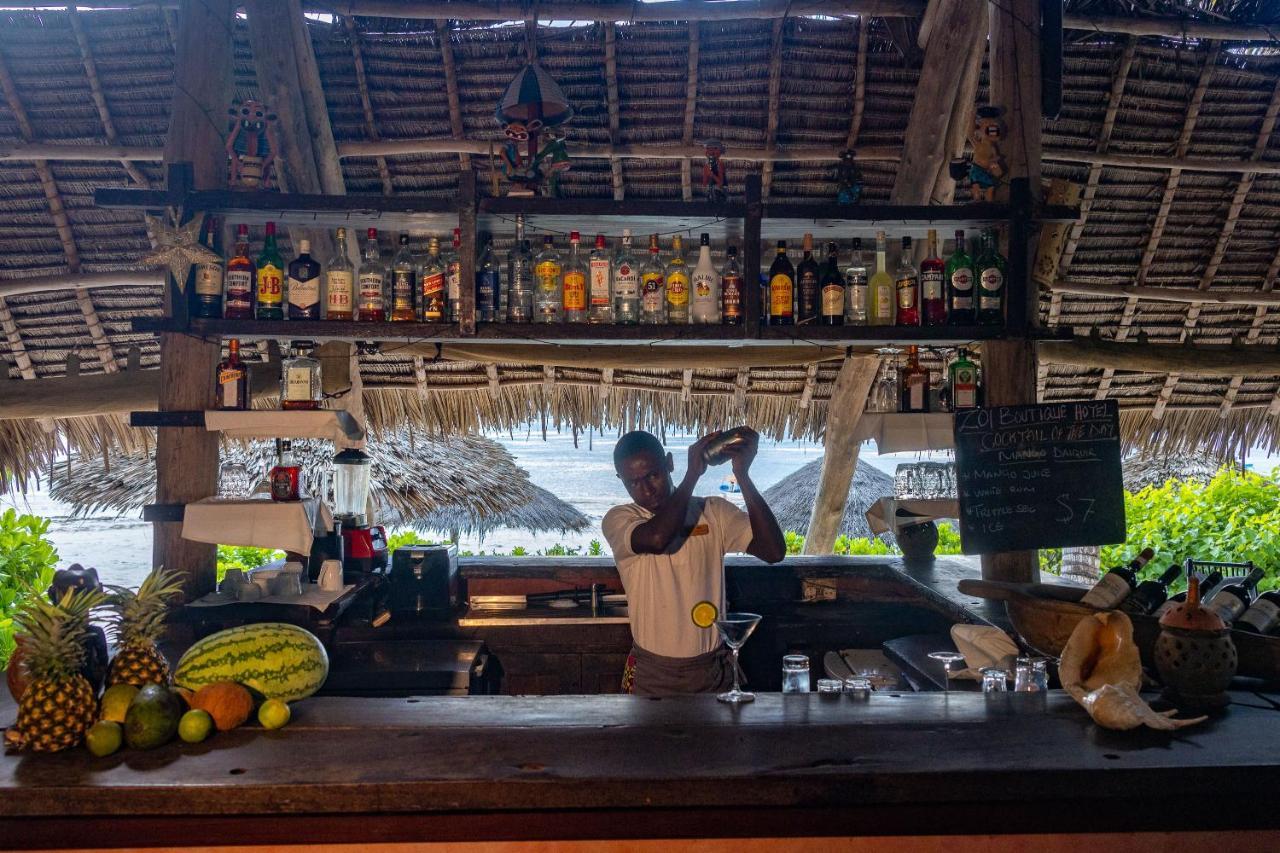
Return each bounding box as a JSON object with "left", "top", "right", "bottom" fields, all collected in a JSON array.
[
  {"left": 761, "top": 458, "right": 894, "bottom": 540},
  {"left": 49, "top": 432, "right": 587, "bottom": 537},
  {"left": 1122, "top": 451, "right": 1224, "bottom": 493}
]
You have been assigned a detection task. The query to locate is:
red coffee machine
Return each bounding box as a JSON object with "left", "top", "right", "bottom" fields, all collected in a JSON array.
[{"left": 332, "top": 448, "right": 388, "bottom": 579}]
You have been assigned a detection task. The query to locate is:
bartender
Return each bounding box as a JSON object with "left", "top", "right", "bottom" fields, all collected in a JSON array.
[{"left": 602, "top": 428, "right": 785, "bottom": 696}]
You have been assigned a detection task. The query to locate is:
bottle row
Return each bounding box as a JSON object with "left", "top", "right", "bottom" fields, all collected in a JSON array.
[
  {"left": 190, "top": 218, "right": 1009, "bottom": 328},
  {"left": 1080, "top": 548, "right": 1280, "bottom": 634},
  {"left": 215, "top": 338, "right": 324, "bottom": 412},
  {"left": 867, "top": 346, "right": 982, "bottom": 414}
]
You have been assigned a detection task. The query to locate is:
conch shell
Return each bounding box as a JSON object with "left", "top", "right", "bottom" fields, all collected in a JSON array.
[{"left": 1059, "top": 611, "right": 1206, "bottom": 731}]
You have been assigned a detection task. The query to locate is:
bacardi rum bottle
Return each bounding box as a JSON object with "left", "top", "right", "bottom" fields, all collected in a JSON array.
[{"left": 613, "top": 230, "right": 640, "bottom": 324}]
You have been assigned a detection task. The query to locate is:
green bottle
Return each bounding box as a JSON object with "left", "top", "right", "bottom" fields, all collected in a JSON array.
[
  {"left": 945, "top": 229, "right": 974, "bottom": 326},
  {"left": 976, "top": 228, "right": 1006, "bottom": 326},
  {"left": 255, "top": 221, "right": 285, "bottom": 321},
  {"left": 948, "top": 348, "right": 980, "bottom": 410}
]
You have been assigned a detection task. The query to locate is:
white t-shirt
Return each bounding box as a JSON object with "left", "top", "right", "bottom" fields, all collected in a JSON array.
[{"left": 602, "top": 496, "right": 754, "bottom": 658}]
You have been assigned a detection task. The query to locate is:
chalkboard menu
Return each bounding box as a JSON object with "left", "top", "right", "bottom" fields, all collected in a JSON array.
[{"left": 953, "top": 400, "right": 1125, "bottom": 555}]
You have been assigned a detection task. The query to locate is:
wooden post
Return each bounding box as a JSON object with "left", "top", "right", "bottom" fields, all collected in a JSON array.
[
  {"left": 802, "top": 356, "right": 879, "bottom": 555},
  {"left": 980, "top": 339, "right": 1039, "bottom": 582},
  {"left": 155, "top": 0, "right": 234, "bottom": 600},
  {"left": 458, "top": 170, "right": 477, "bottom": 336},
  {"left": 743, "top": 174, "right": 762, "bottom": 334}
]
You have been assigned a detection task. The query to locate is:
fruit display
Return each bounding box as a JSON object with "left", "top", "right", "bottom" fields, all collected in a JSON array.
[
  {"left": 4, "top": 587, "right": 107, "bottom": 753},
  {"left": 174, "top": 623, "right": 329, "bottom": 702},
  {"left": 106, "top": 568, "right": 183, "bottom": 688},
  {"left": 124, "top": 684, "right": 184, "bottom": 750},
  {"left": 189, "top": 681, "right": 254, "bottom": 731},
  {"left": 258, "top": 698, "right": 291, "bottom": 730},
  {"left": 178, "top": 709, "right": 214, "bottom": 743}
]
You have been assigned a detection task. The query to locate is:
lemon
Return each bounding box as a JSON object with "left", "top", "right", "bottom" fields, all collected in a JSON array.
[
  {"left": 85, "top": 720, "right": 123, "bottom": 757},
  {"left": 99, "top": 684, "right": 139, "bottom": 724},
  {"left": 691, "top": 600, "right": 718, "bottom": 629},
  {"left": 258, "top": 699, "right": 291, "bottom": 730},
  {"left": 178, "top": 709, "right": 214, "bottom": 744}
]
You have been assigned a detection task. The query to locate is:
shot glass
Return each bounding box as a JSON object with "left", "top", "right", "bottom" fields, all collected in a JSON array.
[
  {"left": 1014, "top": 657, "right": 1049, "bottom": 692},
  {"left": 981, "top": 667, "right": 1009, "bottom": 693},
  {"left": 816, "top": 678, "right": 843, "bottom": 696},
  {"left": 843, "top": 677, "right": 872, "bottom": 700},
  {"left": 782, "top": 654, "right": 810, "bottom": 694}
]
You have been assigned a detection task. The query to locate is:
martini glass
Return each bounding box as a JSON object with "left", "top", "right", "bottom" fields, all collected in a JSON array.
[
  {"left": 715, "top": 612, "right": 763, "bottom": 704},
  {"left": 927, "top": 651, "right": 966, "bottom": 690}
]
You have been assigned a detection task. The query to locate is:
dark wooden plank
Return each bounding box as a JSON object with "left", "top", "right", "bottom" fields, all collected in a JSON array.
[
  {"left": 129, "top": 410, "right": 205, "bottom": 428},
  {"left": 743, "top": 173, "right": 763, "bottom": 333},
  {"left": 140, "top": 504, "right": 185, "bottom": 523}
]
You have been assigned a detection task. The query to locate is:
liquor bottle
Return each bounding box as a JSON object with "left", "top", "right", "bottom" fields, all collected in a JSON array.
[
  {"left": 325, "top": 227, "right": 355, "bottom": 321},
  {"left": 1079, "top": 547, "right": 1156, "bottom": 609},
  {"left": 588, "top": 234, "right": 613, "bottom": 324},
  {"left": 507, "top": 224, "right": 534, "bottom": 323},
  {"left": 948, "top": 348, "right": 979, "bottom": 410},
  {"left": 1236, "top": 588, "right": 1280, "bottom": 634},
  {"left": 280, "top": 342, "right": 322, "bottom": 411},
  {"left": 286, "top": 239, "right": 321, "bottom": 320},
  {"left": 193, "top": 217, "right": 223, "bottom": 318},
  {"left": 476, "top": 238, "right": 500, "bottom": 323},
  {"left": 419, "top": 236, "right": 446, "bottom": 322},
  {"left": 562, "top": 231, "right": 587, "bottom": 323},
  {"left": 224, "top": 224, "right": 255, "bottom": 320},
  {"left": 920, "top": 229, "right": 946, "bottom": 326},
  {"left": 215, "top": 338, "right": 250, "bottom": 410},
  {"left": 444, "top": 227, "right": 462, "bottom": 322},
  {"left": 1203, "top": 567, "right": 1265, "bottom": 624},
  {"left": 269, "top": 439, "right": 302, "bottom": 502},
  {"left": 844, "top": 238, "right": 868, "bottom": 326},
  {"left": 690, "top": 233, "right": 718, "bottom": 324},
  {"left": 1121, "top": 564, "right": 1183, "bottom": 615},
  {"left": 895, "top": 236, "right": 919, "bottom": 326},
  {"left": 534, "top": 235, "right": 563, "bottom": 323},
  {"left": 255, "top": 222, "right": 285, "bottom": 321},
  {"left": 946, "top": 230, "right": 975, "bottom": 325},
  {"left": 976, "top": 228, "right": 1006, "bottom": 326},
  {"left": 720, "top": 245, "right": 743, "bottom": 326},
  {"left": 767, "top": 241, "right": 794, "bottom": 326},
  {"left": 1154, "top": 570, "right": 1223, "bottom": 618},
  {"left": 665, "top": 234, "right": 690, "bottom": 324},
  {"left": 796, "top": 233, "right": 821, "bottom": 325},
  {"left": 640, "top": 234, "right": 666, "bottom": 325},
  {"left": 358, "top": 228, "right": 386, "bottom": 322},
  {"left": 900, "top": 345, "right": 928, "bottom": 413},
  {"left": 613, "top": 230, "right": 640, "bottom": 324},
  {"left": 868, "top": 231, "right": 894, "bottom": 326},
  {"left": 819, "top": 242, "right": 844, "bottom": 326},
  {"left": 389, "top": 233, "right": 416, "bottom": 322}
]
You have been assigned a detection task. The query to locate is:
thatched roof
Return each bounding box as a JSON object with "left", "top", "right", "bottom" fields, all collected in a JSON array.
[
  {"left": 47, "top": 431, "right": 588, "bottom": 536},
  {"left": 1, "top": 3, "right": 1280, "bottom": 479},
  {"left": 1122, "top": 450, "right": 1225, "bottom": 492},
  {"left": 760, "top": 457, "right": 894, "bottom": 539}
]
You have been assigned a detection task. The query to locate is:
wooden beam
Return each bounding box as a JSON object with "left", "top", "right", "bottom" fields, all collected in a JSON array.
[
  {"left": 846, "top": 18, "right": 869, "bottom": 150},
  {"left": 928, "top": 16, "right": 985, "bottom": 205},
  {"left": 680, "top": 21, "right": 699, "bottom": 202},
  {"left": 0, "top": 296, "right": 36, "bottom": 380},
  {"left": 603, "top": 23, "right": 624, "bottom": 201},
  {"left": 802, "top": 356, "right": 879, "bottom": 555},
  {"left": 760, "top": 18, "right": 784, "bottom": 200},
  {"left": 988, "top": 0, "right": 1041, "bottom": 191},
  {"left": 1048, "top": 279, "right": 1280, "bottom": 307},
  {"left": 75, "top": 289, "right": 119, "bottom": 374},
  {"left": 435, "top": 19, "right": 470, "bottom": 172},
  {"left": 0, "top": 271, "right": 164, "bottom": 299},
  {"left": 980, "top": 338, "right": 1039, "bottom": 583},
  {"left": 344, "top": 16, "right": 393, "bottom": 195},
  {"left": 1061, "top": 12, "right": 1280, "bottom": 43},
  {"left": 0, "top": 143, "right": 163, "bottom": 162},
  {"left": 1037, "top": 337, "right": 1280, "bottom": 378},
  {"left": 337, "top": 138, "right": 901, "bottom": 163},
  {"left": 1222, "top": 242, "right": 1280, "bottom": 417}
]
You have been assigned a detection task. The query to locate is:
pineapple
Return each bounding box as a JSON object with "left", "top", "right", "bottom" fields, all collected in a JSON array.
[
  {"left": 106, "top": 568, "right": 183, "bottom": 688},
  {"left": 4, "top": 587, "right": 106, "bottom": 752}
]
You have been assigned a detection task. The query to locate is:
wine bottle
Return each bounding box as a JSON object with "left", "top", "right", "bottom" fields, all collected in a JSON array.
[
  {"left": 1154, "top": 570, "right": 1222, "bottom": 618},
  {"left": 1204, "top": 567, "right": 1265, "bottom": 624},
  {"left": 1236, "top": 588, "right": 1280, "bottom": 634},
  {"left": 1079, "top": 547, "right": 1155, "bottom": 609},
  {"left": 1121, "top": 564, "right": 1182, "bottom": 615}
]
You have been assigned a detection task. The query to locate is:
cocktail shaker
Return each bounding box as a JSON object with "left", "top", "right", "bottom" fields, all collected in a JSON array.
[{"left": 702, "top": 426, "right": 752, "bottom": 466}]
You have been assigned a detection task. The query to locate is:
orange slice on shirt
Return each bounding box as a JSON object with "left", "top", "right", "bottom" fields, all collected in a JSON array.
[{"left": 691, "top": 600, "right": 718, "bottom": 629}]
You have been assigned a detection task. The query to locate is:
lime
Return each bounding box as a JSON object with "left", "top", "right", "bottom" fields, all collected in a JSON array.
[
  {"left": 99, "top": 684, "right": 139, "bottom": 724},
  {"left": 258, "top": 698, "right": 291, "bottom": 730},
  {"left": 178, "top": 709, "right": 214, "bottom": 743},
  {"left": 85, "top": 720, "right": 123, "bottom": 757},
  {"left": 691, "top": 600, "right": 718, "bottom": 629}
]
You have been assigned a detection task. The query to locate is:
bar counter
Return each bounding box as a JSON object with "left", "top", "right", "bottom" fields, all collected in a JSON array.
[{"left": 5, "top": 689, "right": 1280, "bottom": 848}]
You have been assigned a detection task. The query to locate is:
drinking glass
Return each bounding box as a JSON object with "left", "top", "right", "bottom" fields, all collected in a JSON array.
[
  {"left": 868, "top": 347, "right": 902, "bottom": 413},
  {"left": 217, "top": 462, "right": 251, "bottom": 499},
  {"left": 981, "top": 667, "right": 1009, "bottom": 693},
  {"left": 816, "top": 679, "right": 842, "bottom": 695},
  {"left": 715, "top": 612, "right": 763, "bottom": 704},
  {"left": 843, "top": 677, "right": 872, "bottom": 699},
  {"left": 782, "top": 654, "right": 810, "bottom": 694},
  {"left": 928, "top": 651, "right": 966, "bottom": 689},
  {"left": 1014, "top": 657, "right": 1049, "bottom": 692}
]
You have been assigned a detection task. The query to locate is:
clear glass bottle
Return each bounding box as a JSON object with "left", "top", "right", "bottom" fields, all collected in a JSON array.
[
  {"left": 358, "top": 228, "right": 386, "bottom": 322},
  {"left": 613, "top": 229, "right": 640, "bottom": 324},
  {"left": 224, "top": 223, "right": 255, "bottom": 320},
  {"left": 476, "top": 237, "right": 500, "bottom": 323},
  {"left": 193, "top": 217, "right": 223, "bottom": 318},
  {"left": 895, "top": 236, "right": 919, "bottom": 327},
  {"left": 286, "top": 238, "right": 321, "bottom": 320},
  {"left": 269, "top": 439, "right": 302, "bottom": 502},
  {"left": 325, "top": 227, "right": 355, "bottom": 321},
  {"left": 444, "top": 227, "right": 462, "bottom": 322},
  {"left": 507, "top": 221, "right": 534, "bottom": 323},
  {"left": 819, "top": 241, "right": 844, "bottom": 326},
  {"left": 720, "top": 245, "right": 743, "bottom": 326},
  {"left": 900, "top": 345, "right": 928, "bottom": 413},
  {"left": 419, "top": 236, "right": 446, "bottom": 322},
  {"left": 868, "top": 231, "right": 894, "bottom": 326},
  {"left": 534, "top": 235, "right": 563, "bottom": 323},
  {"left": 390, "top": 232, "right": 416, "bottom": 322},
  {"left": 255, "top": 221, "right": 285, "bottom": 321},
  {"left": 844, "top": 237, "right": 868, "bottom": 326},
  {"left": 690, "top": 233, "right": 718, "bottom": 324},
  {"left": 587, "top": 234, "right": 613, "bottom": 324},
  {"left": 280, "top": 342, "right": 322, "bottom": 410},
  {"left": 640, "top": 234, "right": 666, "bottom": 324},
  {"left": 921, "top": 229, "right": 946, "bottom": 326},
  {"left": 664, "top": 234, "right": 690, "bottom": 324},
  {"left": 561, "top": 231, "right": 588, "bottom": 323},
  {"left": 795, "top": 233, "right": 820, "bottom": 325}
]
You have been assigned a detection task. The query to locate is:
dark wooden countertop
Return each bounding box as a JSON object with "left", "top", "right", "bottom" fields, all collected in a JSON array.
[{"left": 5, "top": 690, "right": 1280, "bottom": 846}]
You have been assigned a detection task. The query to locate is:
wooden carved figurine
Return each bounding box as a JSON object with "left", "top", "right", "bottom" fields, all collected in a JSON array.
[
  {"left": 226, "top": 99, "right": 280, "bottom": 190},
  {"left": 965, "top": 106, "right": 1006, "bottom": 203},
  {"left": 500, "top": 120, "right": 542, "bottom": 197},
  {"left": 702, "top": 139, "right": 727, "bottom": 203},
  {"left": 836, "top": 148, "right": 862, "bottom": 205}
]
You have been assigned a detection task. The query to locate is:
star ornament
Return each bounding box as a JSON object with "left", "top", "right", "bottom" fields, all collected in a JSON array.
[{"left": 141, "top": 210, "right": 221, "bottom": 291}]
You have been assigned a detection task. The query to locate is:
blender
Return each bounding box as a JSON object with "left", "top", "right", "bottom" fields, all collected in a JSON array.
[{"left": 332, "top": 448, "right": 389, "bottom": 580}]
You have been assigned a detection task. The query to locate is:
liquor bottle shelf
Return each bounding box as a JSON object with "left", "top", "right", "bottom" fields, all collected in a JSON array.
[{"left": 130, "top": 409, "right": 364, "bottom": 442}]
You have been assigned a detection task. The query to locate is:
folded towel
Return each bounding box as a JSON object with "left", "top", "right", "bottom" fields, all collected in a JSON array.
[{"left": 949, "top": 624, "right": 1020, "bottom": 680}]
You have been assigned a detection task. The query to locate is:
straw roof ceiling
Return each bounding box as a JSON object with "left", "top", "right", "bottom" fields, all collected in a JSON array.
[
  {"left": 47, "top": 431, "right": 588, "bottom": 536},
  {"left": 761, "top": 457, "right": 894, "bottom": 539},
  {"left": 1, "top": 2, "right": 1280, "bottom": 477}
]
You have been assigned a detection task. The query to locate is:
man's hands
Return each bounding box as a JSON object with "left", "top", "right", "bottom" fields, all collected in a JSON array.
[
  {"left": 720, "top": 427, "right": 760, "bottom": 478},
  {"left": 684, "top": 432, "right": 719, "bottom": 484}
]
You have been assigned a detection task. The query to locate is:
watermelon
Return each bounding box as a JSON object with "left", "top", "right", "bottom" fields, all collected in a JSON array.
[{"left": 174, "top": 623, "right": 328, "bottom": 702}]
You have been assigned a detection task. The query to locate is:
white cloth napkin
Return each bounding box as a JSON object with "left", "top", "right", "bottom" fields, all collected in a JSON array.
[
  {"left": 182, "top": 497, "right": 334, "bottom": 555},
  {"left": 949, "top": 624, "right": 1021, "bottom": 680},
  {"left": 854, "top": 412, "right": 956, "bottom": 453}
]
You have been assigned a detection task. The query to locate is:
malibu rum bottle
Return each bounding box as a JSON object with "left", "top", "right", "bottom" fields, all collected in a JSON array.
[
  {"left": 921, "top": 229, "right": 946, "bottom": 326},
  {"left": 720, "top": 245, "right": 743, "bottom": 326},
  {"left": 976, "top": 228, "right": 1006, "bottom": 326},
  {"left": 193, "top": 217, "right": 223, "bottom": 319},
  {"left": 419, "top": 237, "right": 446, "bottom": 322},
  {"left": 795, "top": 233, "right": 820, "bottom": 324},
  {"left": 819, "top": 242, "right": 844, "bottom": 326},
  {"left": 286, "top": 239, "right": 321, "bottom": 320},
  {"left": 534, "top": 235, "right": 563, "bottom": 323},
  {"left": 325, "top": 227, "right": 355, "bottom": 321},
  {"left": 867, "top": 231, "right": 893, "bottom": 326},
  {"left": 389, "top": 233, "right": 416, "bottom": 322},
  {"left": 613, "top": 230, "right": 640, "bottom": 324},
  {"left": 946, "top": 230, "right": 975, "bottom": 325},
  {"left": 665, "top": 234, "right": 690, "bottom": 324},
  {"left": 255, "top": 222, "right": 284, "bottom": 320},
  {"left": 358, "top": 228, "right": 386, "bottom": 322},
  {"left": 224, "top": 223, "right": 255, "bottom": 319},
  {"left": 690, "top": 233, "right": 718, "bottom": 324},
  {"left": 895, "top": 236, "right": 919, "bottom": 326},
  {"left": 767, "top": 241, "right": 794, "bottom": 325},
  {"left": 640, "top": 234, "right": 666, "bottom": 324},
  {"left": 562, "top": 231, "right": 587, "bottom": 323}
]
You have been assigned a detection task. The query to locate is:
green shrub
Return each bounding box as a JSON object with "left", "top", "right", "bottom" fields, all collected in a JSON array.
[
  {"left": 386, "top": 530, "right": 438, "bottom": 553},
  {"left": 215, "top": 545, "right": 285, "bottom": 582},
  {"left": 0, "top": 509, "right": 60, "bottom": 668}
]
